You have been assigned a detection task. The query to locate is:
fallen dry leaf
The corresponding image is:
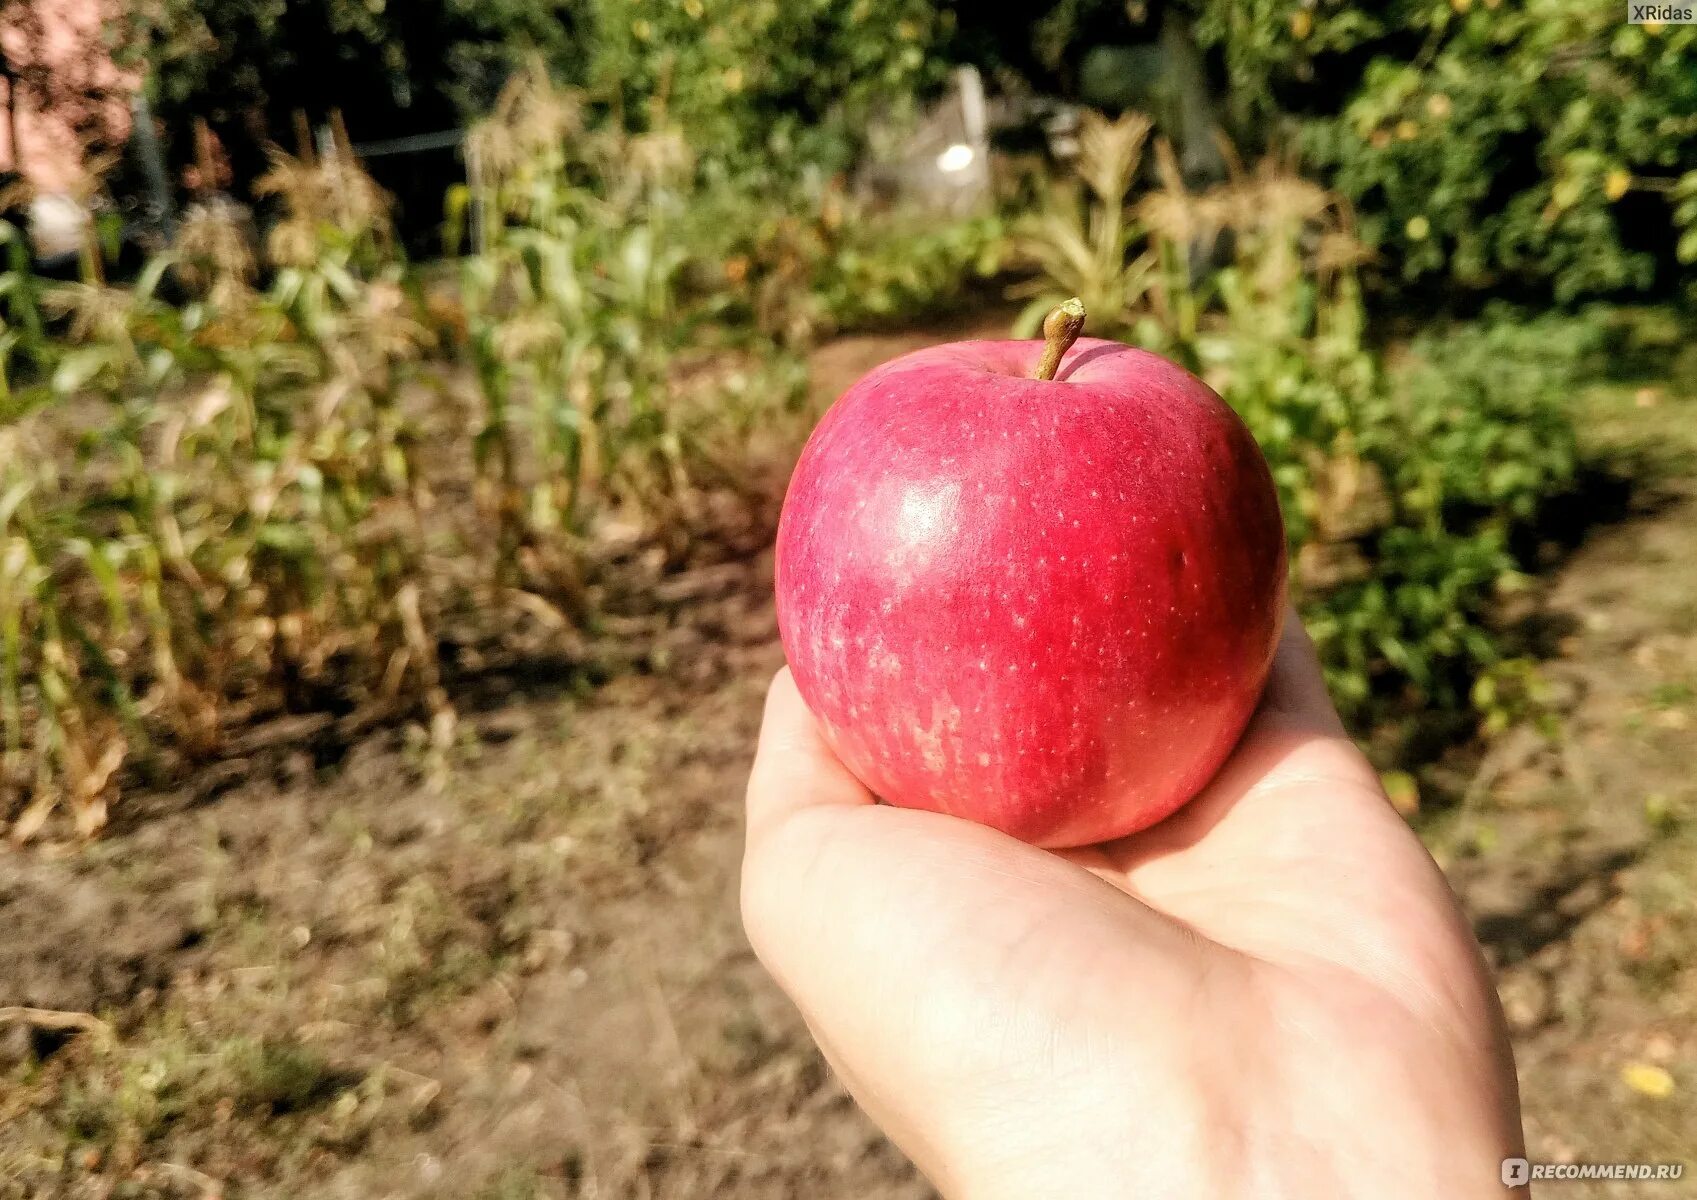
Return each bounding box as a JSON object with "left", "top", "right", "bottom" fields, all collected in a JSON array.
[{"left": 1621, "top": 1062, "right": 1676, "bottom": 1099}]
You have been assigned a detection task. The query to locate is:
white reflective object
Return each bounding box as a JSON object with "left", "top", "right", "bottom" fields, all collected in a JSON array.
[
  {"left": 28, "top": 193, "right": 92, "bottom": 260},
  {"left": 936, "top": 143, "right": 976, "bottom": 174}
]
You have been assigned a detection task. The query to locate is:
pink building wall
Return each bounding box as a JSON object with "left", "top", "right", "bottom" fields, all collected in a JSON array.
[{"left": 1, "top": 0, "right": 133, "bottom": 194}]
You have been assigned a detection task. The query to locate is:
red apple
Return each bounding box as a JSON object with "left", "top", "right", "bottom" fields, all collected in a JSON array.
[{"left": 774, "top": 302, "right": 1287, "bottom": 848}]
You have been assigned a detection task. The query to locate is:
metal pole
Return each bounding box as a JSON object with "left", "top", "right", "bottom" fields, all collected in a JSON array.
[
  {"left": 293, "top": 110, "right": 315, "bottom": 164},
  {"left": 130, "top": 88, "right": 175, "bottom": 240},
  {"left": 956, "top": 65, "right": 991, "bottom": 208},
  {"left": 466, "top": 139, "right": 485, "bottom": 255},
  {"left": 317, "top": 122, "right": 340, "bottom": 219}
]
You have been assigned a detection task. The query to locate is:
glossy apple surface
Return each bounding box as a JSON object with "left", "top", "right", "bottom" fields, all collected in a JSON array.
[{"left": 774, "top": 335, "right": 1287, "bottom": 848}]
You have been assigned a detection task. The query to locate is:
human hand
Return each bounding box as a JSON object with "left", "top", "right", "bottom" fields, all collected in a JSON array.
[{"left": 742, "top": 617, "right": 1526, "bottom": 1199}]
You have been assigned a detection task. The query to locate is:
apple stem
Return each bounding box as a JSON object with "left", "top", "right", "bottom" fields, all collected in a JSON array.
[{"left": 1033, "top": 298, "right": 1087, "bottom": 382}]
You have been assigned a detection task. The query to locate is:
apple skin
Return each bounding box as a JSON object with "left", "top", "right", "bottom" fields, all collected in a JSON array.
[{"left": 774, "top": 336, "right": 1287, "bottom": 849}]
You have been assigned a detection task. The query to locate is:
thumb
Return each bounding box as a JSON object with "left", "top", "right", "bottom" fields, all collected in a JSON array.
[{"left": 744, "top": 667, "right": 874, "bottom": 845}]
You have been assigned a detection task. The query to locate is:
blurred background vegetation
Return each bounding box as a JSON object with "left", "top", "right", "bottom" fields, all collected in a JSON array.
[
  {"left": 110, "top": 0, "right": 1697, "bottom": 299},
  {"left": 0, "top": 0, "right": 1692, "bottom": 836},
  {"left": 3, "top": 3, "right": 1696, "bottom": 1195}
]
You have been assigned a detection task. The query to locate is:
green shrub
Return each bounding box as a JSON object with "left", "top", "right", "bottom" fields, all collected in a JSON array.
[
  {"left": 0, "top": 220, "right": 57, "bottom": 406},
  {"left": 1303, "top": 311, "right": 1595, "bottom": 718},
  {"left": 962, "top": 1, "right": 1697, "bottom": 303},
  {"left": 804, "top": 211, "right": 1007, "bottom": 333},
  {"left": 704, "top": 194, "right": 1007, "bottom": 344},
  {"left": 1281, "top": 4, "right": 1697, "bottom": 301},
  {"left": 584, "top": 0, "right": 953, "bottom": 179},
  {"left": 1012, "top": 114, "right": 1592, "bottom": 731}
]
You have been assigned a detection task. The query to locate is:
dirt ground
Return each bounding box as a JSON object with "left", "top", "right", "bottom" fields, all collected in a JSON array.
[{"left": 2, "top": 318, "right": 1695, "bottom": 1199}]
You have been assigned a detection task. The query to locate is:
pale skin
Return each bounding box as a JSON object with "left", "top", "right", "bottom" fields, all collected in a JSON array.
[{"left": 742, "top": 615, "right": 1529, "bottom": 1199}]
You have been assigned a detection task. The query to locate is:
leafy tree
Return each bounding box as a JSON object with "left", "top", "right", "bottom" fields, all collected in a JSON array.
[
  {"left": 112, "top": 0, "right": 950, "bottom": 227},
  {"left": 1192, "top": 0, "right": 1697, "bottom": 302},
  {"left": 952, "top": 0, "right": 1697, "bottom": 303},
  {"left": 116, "top": 0, "right": 578, "bottom": 172},
  {"left": 539, "top": 0, "right": 952, "bottom": 179}
]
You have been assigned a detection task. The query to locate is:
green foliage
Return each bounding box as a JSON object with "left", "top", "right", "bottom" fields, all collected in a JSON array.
[
  {"left": 964, "top": 1, "right": 1697, "bottom": 302},
  {"left": 1207, "top": 271, "right": 1595, "bottom": 723},
  {"left": 1397, "top": 307, "right": 1599, "bottom": 523},
  {"left": 1014, "top": 115, "right": 1592, "bottom": 730},
  {"left": 584, "top": 0, "right": 953, "bottom": 178},
  {"left": 1010, "top": 112, "right": 1159, "bottom": 338},
  {"left": 1194, "top": 0, "right": 1697, "bottom": 302},
  {"left": 1247, "top": 304, "right": 1594, "bottom": 724},
  {"left": 123, "top": 0, "right": 580, "bottom": 126},
  {"left": 811, "top": 206, "right": 1006, "bottom": 329},
  {"left": 1309, "top": 305, "right": 1604, "bottom": 723},
  {"left": 122, "top": 0, "right": 949, "bottom": 197},
  {"left": 707, "top": 186, "right": 1007, "bottom": 343}
]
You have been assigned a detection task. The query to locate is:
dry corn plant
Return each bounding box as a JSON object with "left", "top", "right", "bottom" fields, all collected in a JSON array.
[
  {"left": 1, "top": 139, "right": 458, "bottom": 838},
  {"left": 1010, "top": 110, "right": 1384, "bottom": 583},
  {"left": 1140, "top": 137, "right": 1370, "bottom": 351},
  {"left": 1140, "top": 134, "right": 1383, "bottom": 561},
  {"left": 453, "top": 62, "right": 721, "bottom": 613},
  {"left": 173, "top": 199, "right": 260, "bottom": 309},
  {"left": 1010, "top": 111, "right": 1157, "bottom": 337},
  {"left": 0, "top": 424, "right": 138, "bottom": 839},
  {"left": 247, "top": 151, "right": 449, "bottom": 750},
  {"left": 257, "top": 137, "right": 396, "bottom": 273},
  {"left": 1013, "top": 110, "right": 1373, "bottom": 353},
  {"left": 3, "top": 66, "right": 801, "bottom": 838}
]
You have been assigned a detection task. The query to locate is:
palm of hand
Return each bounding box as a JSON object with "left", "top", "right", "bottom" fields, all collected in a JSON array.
[{"left": 743, "top": 622, "right": 1525, "bottom": 1199}]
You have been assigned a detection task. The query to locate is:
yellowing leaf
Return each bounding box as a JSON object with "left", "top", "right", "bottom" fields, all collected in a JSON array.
[
  {"left": 1605, "top": 169, "right": 1632, "bottom": 201},
  {"left": 1383, "top": 770, "right": 1420, "bottom": 817},
  {"left": 1551, "top": 175, "right": 1585, "bottom": 212},
  {"left": 1622, "top": 1063, "right": 1675, "bottom": 1099},
  {"left": 1290, "top": 10, "right": 1313, "bottom": 39}
]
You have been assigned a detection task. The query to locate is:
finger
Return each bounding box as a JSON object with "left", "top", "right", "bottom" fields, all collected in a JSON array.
[
  {"left": 1255, "top": 605, "right": 1346, "bottom": 736},
  {"left": 745, "top": 667, "right": 874, "bottom": 842},
  {"left": 1085, "top": 610, "right": 1384, "bottom": 880},
  {"left": 1211, "top": 608, "right": 1380, "bottom": 801}
]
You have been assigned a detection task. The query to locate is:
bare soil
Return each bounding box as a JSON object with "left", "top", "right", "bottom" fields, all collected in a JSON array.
[{"left": 2, "top": 320, "right": 1694, "bottom": 1199}]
